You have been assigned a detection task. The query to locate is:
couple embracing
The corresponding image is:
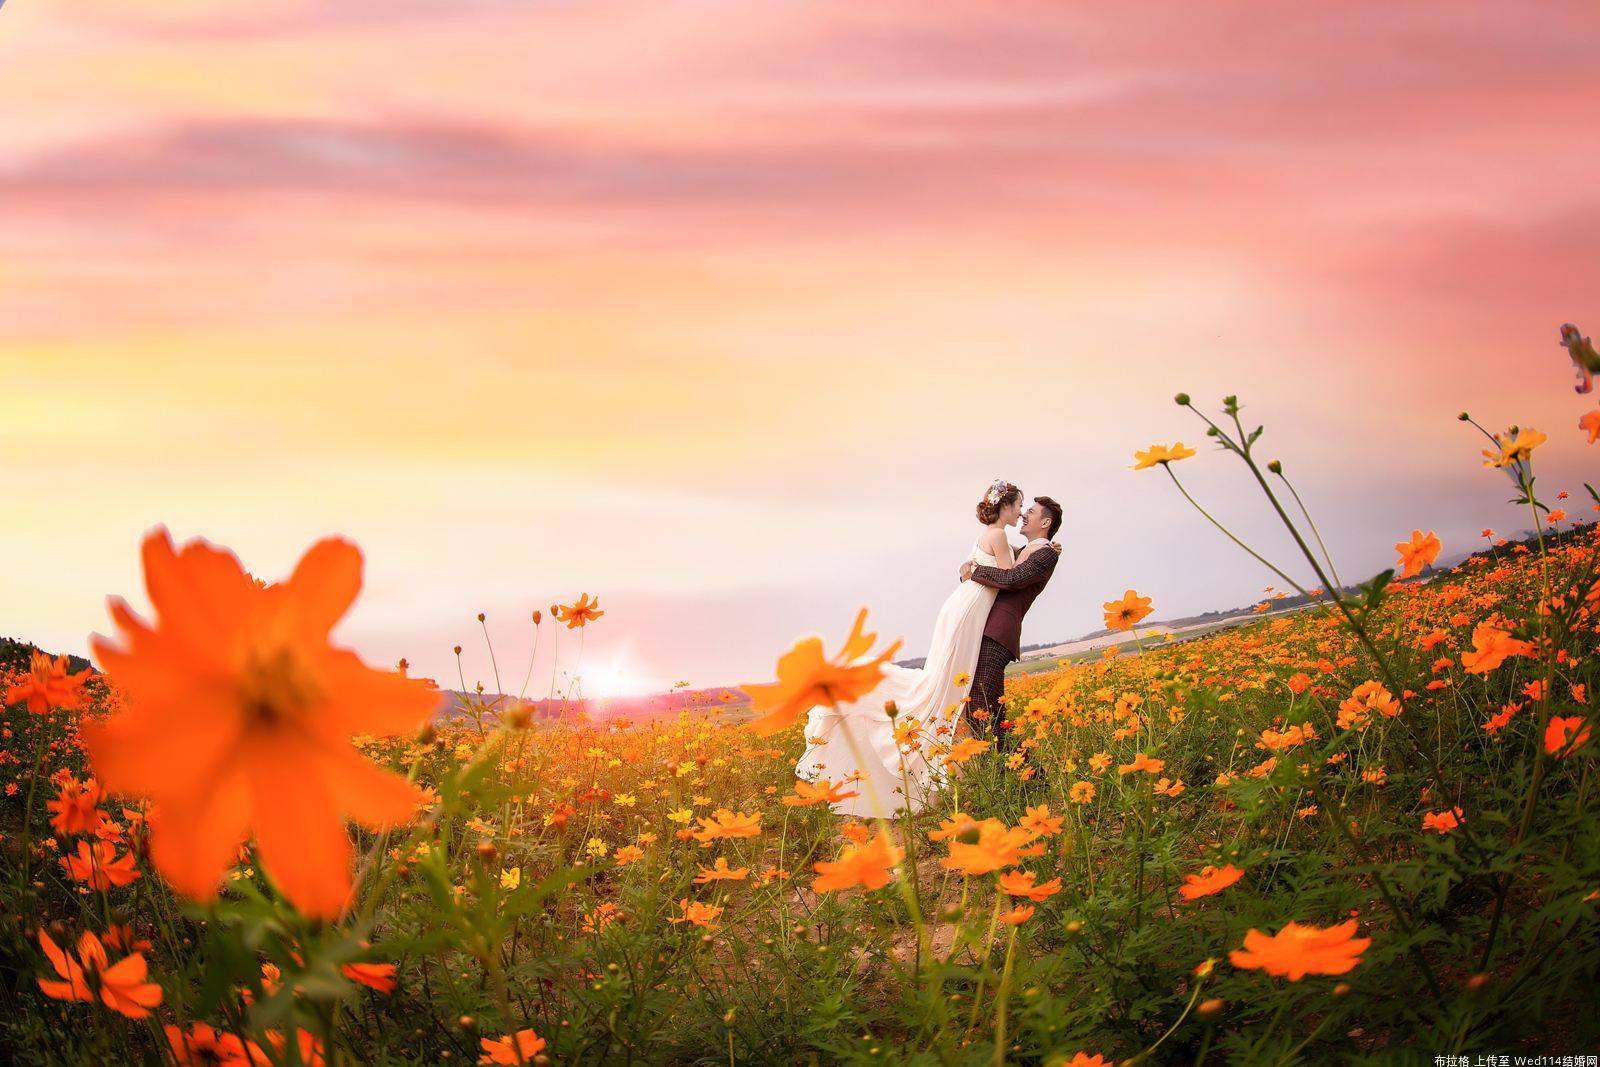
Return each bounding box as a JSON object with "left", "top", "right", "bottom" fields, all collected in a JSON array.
[{"left": 795, "top": 481, "right": 1063, "bottom": 818}]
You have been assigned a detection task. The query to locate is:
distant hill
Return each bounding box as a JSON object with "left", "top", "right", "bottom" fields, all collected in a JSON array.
[{"left": 0, "top": 637, "right": 94, "bottom": 675}]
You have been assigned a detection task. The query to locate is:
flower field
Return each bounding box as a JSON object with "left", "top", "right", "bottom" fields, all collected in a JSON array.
[{"left": 2, "top": 395, "right": 1599, "bottom": 1065}]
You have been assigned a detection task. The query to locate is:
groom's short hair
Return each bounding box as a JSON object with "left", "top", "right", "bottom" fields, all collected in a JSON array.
[{"left": 1035, "top": 496, "right": 1063, "bottom": 540}]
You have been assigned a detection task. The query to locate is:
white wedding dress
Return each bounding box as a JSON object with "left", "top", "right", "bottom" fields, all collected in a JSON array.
[{"left": 794, "top": 538, "right": 1000, "bottom": 818}]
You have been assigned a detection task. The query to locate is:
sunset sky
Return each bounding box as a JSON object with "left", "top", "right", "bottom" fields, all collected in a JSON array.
[{"left": 4, "top": 1, "right": 1599, "bottom": 698}]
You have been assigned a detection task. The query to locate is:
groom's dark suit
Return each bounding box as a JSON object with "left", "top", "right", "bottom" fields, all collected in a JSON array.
[{"left": 966, "top": 542, "right": 1061, "bottom": 750}]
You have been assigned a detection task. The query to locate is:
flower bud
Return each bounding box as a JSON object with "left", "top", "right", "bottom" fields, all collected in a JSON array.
[
  {"left": 1174, "top": 392, "right": 1191, "bottom": 406},
  {"left": 453, "top": 645, "right": 462, "bottom": 656},
  {"left": 532, "top": 610, "right": 543, "bottom": 625},
  {"left": 458, "top": 1015, "right": 475, "bottom": 1029},
  {"left": 1267, "top": 460, "right": 1282, "bottom": 474},
  {"left": 1197, "top": 997, "right": 1225, "bottom": 1017},
  {"left": 416, "top": 722, "right": 437, "bottom": 745},
  {"left": 1332, "top": 982, "right": 1352, "bottom": 996},
  {"left": 506, "top": 706, "right": 532, "bottom": 730},
  {"left": 884, "top": 700, "right": 899, "bottom": 719},
  {"left": 477, "top": 613, "right": 485, "bottom": 622},
  {"left": 1457, "top": 412, "right": 1470, "bottom": 421},
  {"left": 475, "top": 841, "right": 497, "bottom": 864}
]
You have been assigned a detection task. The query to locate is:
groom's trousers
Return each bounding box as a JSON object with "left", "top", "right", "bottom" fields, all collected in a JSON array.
[{"left": 969, "top": 636, "right": 1014, "bottom": 751}]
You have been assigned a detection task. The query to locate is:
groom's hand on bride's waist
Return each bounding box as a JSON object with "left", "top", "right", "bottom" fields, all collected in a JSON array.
[{"left": 959, "top": 560, "right": 976, "bottom": 582}]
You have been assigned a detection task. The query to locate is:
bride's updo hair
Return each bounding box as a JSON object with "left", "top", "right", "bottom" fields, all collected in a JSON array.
[{"left": 976, "top": 480, "right": 1022, "bottom": 525}]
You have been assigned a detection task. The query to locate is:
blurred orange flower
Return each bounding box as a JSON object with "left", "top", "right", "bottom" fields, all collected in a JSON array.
[
  {"left": 341, "top": 962, "right": 397, "bottom": 994},
  {"left": 5, "top": 649, "right": 91, "bottom": 715},
  {"left": 47, "top": 778, "right": 105, "bottom": 836},
  {"left": 694, "top": 857, "right": 750, "bottom": 884},
  {"left": 782, "top": 778, "right": 860, "bottom": 807},
  {"left": 1544, "top": 716, "right": 1591, "bottom": 758},
  {"left": 940, "top": 819, "right": 1036, "bottom": 876},
  {"left": 667, "top": 899, "right": 723, "bottom": 929},
  {"left": 552, "top": 593, "right": 605, "bottom": 629},
  {"left": 1178, "top": 864, "right": 1244, "bottom": 901},
  {"left": 1118, "top": 753, "right": 1165, "bottom": 776},
  {"left": 997, "top": 869, "right": 1062, "bottom": 902},
  {"left": 1394, "top": 530, "right": 1441, "bottom": 579},
  {"left": 743, "top": 609, "right": 902, "bottom": 736},
  {"left": 1580, "top": 408, "right": 1600, "bottom": 445},
  {"left": 1103, "top": 590, "right": 1154, "bottom": 631},
  {"left": 689, "top": 808, "right": 762, "bottom": 845},
  {"left": 166, "top": 1021, "right": 268, "bottom": 1066},
  {"left": 811, "top": 829, "right": 905, "bottom": 893},
  {"left": 1132, "top": 442, "right": 1196, "bottom": 470},
  {"left": 1460, "top": 623, "right": 1533, "bottom": 675},
  {"left": 1422, "top": 807, "right": 1464, "bottom": 834},
  {"left": 479, "top": 1028, "right": 546, "bottom": 1065},
  {"left": 60, "top": 839, "right": 141, "bottom": 890},
  {"left": 37, "top": 929, "right": 163, "bottom": 1019},
  {"left": 83, "top": 528, "right": 438, "bottom": 918},
  {"left": 1228, "top": 919, "right": 1370, "bottom": 980},
  {"left": 1018, "top": 804, "right": 1063, "bottom": 838}
]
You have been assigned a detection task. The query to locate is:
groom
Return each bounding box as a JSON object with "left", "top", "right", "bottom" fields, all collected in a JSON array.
[{"left": 958, "top": 496, "right": 1064, "bottom": 750}]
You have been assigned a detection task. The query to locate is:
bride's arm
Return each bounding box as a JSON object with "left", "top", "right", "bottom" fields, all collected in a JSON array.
[
  {"left": 978, "top": 528, "right": 1016, "bottom": 570},
  {"left": 967, "top": 542, "right": 1061, "bottom": 590}
]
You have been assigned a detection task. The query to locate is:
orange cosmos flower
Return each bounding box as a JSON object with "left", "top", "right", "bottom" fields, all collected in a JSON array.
[
  {"left": 5, "top": 649, "right": 92, "bottom": 715},
  {"left": 263, "top": 1030, "right": 326, "bottom": 1067},
  {"left": 1103, "top": 590, "right": 1154, "bottom": 631},
  {"left": 943, "top": 737, "right": 991, "bottom": 765},
  {"left": 1118, "top": 752, "right": 1165, "bottom": 775},
  {"left": 927, "top": 812, "right": 981, "bottom": 842},
  {"left": 341, "top": 961, "right": 397, "bottom": 994},
  {"left": 1544, "top": 716, "right": 1591, "bottom": 757},
  {"left": 1228, "top": 919, "right": 1370, "bottom": 980},
  {"left": 667, "top": 898, "right": 724, "bottom": 929},
  {"left": 60, "top": 839, "right": 141, "bottom": 890},
  {"left": 1422, "top": 807, "right": 1464, "bottom": 833},
  {"left": 166, "top": 1021, "right": 269, "bottom": 1066},
  {"left": 47, "top": 778, "right": 105, "bottom": 836},
  {"left": 1064, "top": 1055, "right": 1114, "bottom": 1067},
  {"left": 1132, "top": 442, "right": 1197, "bottom": 470},
  {"left": 1580, "top": 408, "right": 1600, "bottom": 445},
  {"left": 997, "top": 869, "right": 1063, "bottom": 902},
  {"left": 811, "top": 829, "right": 905, "bottom": 893},
  {"left": 552, "top": 593, "right": 604, "bottom": 629},
  {"left": 83, "top": 528, "right": 438, "bottom": 918},
  {"left": 37, "top": 929, "right": 163, "bottom": 1019},
  {"left": 1018, "top": 804, "right": 1063, "bottom": 838},
  {"left": 1481, "top": 427, "right": 1547, "bottom": 468},
  {"left": 694, "top": 857, "right": 750, "bottom": 884},
  {"left": 1000, "top": 904, "right": 1036, "bottom": 925},
  {"left": 1069, "top": 781, "right": 1096, "bottom": 804},
  {"left": 1460, "top": 623, "right": 1534, "bottom": 675},
  {"left": 940, "top": 819, "right": 1037, "bottom": 876},
  {"left": 689, "top": 808, "right": 762, "bottom": 845},
  {"left": 479, "top": 1028, "right": 546, "bottom": 1065},
  {"left": 743, "top": 609, "right": 902, "bottom": 736},
  {"left": 783, "top": 777, "right": 861, "bottom": 807},
  {"left": 1178, "top": 864, "right": 1244, "bottom": 901},
  {"left": 1394, "top": 530, "right": 1441, "bottom": 579}
]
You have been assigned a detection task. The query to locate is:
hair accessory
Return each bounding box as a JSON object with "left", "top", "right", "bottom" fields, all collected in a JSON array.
[{"left": 984, "top": 478, "right": 1010, "bottom": 506}]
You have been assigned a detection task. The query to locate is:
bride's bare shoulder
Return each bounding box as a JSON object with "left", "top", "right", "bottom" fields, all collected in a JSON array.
[{"left": 977, "top": 527, "right": 1006, "bottom": 555}]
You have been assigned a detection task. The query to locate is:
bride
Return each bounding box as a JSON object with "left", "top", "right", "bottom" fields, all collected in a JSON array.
[{"left": 793, "top": 479, "right": 1028, "bottom": 818}]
